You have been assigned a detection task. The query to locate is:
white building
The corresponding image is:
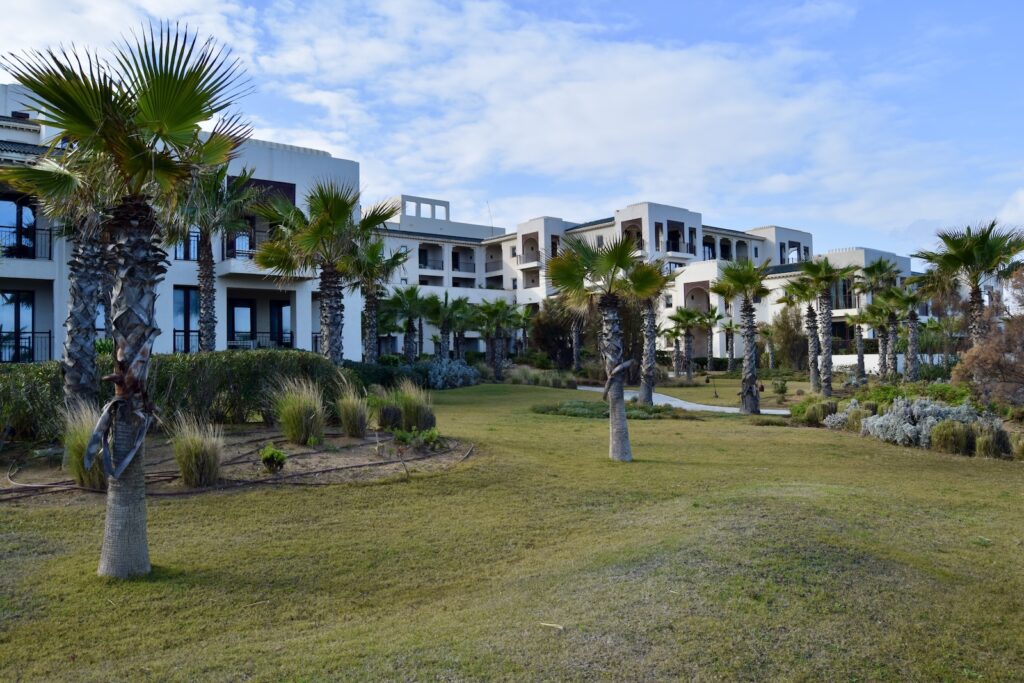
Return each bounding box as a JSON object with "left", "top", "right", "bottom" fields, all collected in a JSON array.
[{"left": 0, "top": 82, "right": 924, "bottom": 366}]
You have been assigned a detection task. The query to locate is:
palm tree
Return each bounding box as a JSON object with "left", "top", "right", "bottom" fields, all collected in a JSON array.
[
  {"left": 700, "top": 310, "right": 724, "bottom": 371},
  {"left": 778, "top": 278, "right": 821, "bottom": 391},
  {"left": 758, "top": 322, "right": 776, "bottom": 371},
  {"left": 914, "top": 221, "right": 1024, "bottom": 347},
  {"left": 449, "top": 298, "right": 475, "bottom": 361},
  {"left": 720, "top": 320, "right": 741, "bottom": 373},
  {"left": 3, "top": 24, "right": 250, "bottom": 578},
  {"left": 476, "top": 299, "right": 516, "bottom": 380},
  {"left": 548, "top": 235, "right": 662, "bottom": 462},
  {"left": 855, "top": 258, "right": 901, "bottom": 379},
  {"left": 861, "top": 300, "right": 892, "bottom": 378},
  {"left": 176, "top": 165, "right": 264, "bottom": 352},
  {"left": 663, "top": 326, "right": 684, "bottom": 377},
  {"left": 908, "top": 266, "right": 962, "bottom": 372},
  {"left": 424, "top": 292, "right": 460, "bottom": 359},
  {"left": 386, "top": 286, "right": 426, "bottom": 364},
  {"left": 881, "top": 287, "right": 925, "bottom": 381},
  {"left": 340, "top": 233, "right": 406, "bottom": 363},
  {"left": 634, "top": 262, "right": 672, "bottom": 406},
  {"left": 668, "top": 307, "right": 702, "bottom": 381},
  {"left": 846, "top": 311, "right": 869, "bottom": 382},
  {"left": 713, "top": 260, "right": 770, "bottom": 414},
  {"left": 799, "top": 258, "right": 857, "bottom": 397}
]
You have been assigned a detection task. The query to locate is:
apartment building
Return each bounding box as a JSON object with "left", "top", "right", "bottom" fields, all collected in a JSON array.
[{"left": 0, "top": 81, "right": 921, "bottom": 366}]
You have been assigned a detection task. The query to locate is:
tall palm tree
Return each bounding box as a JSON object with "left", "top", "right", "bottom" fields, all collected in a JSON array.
[
  {"left": 476, "top": 299, "right": 516, "bottom": 380},
  {"left": 176, "top": 165, "right": 264, "bottom": 351},
  {"left": 663, "top": 326, "right": 684, "bottom": 377},
  {"left": 340, "top": 231, "right": 406, "bottom": 364},
  {"left": 4, "top": 24, "right": 250, "bottom": 578},
  {"left": 634, "top": 262, "right": 672, "bottom": 405},
  {"left": 449, "top": 298, "right": 475, "bottom": 361},
  {"left": 855, "top": 258, "right": 901, "bottom": 379},
  {"left": 914, "top": 221, "right": 1024, "bottom": 347},
  {"left": 799, "top": 258, "right": 857, "bottom": 397},
  {"left": 846, "top": 311, "right": 869, "bottom": 382},
  {"left": 668, "top": 307, "right": 702, "bottom": 381},
  {"left": 700, "top": 310, "right": 724, "bottom": 370},
  {"left": 713, "top": 260, "right": 770, "bottom": 414},
  {"left": 548, "top": 235, "right": 662, "bottom": 462},
  {"left": 881, "top": 287, "right": 925, "bottom": 381},
  {"left": 424, "top": 292, "right": 460, "bottom": 359},
  {"left": 778, "top": 278, "right": 821, "bottom": 391},
  {"left": 720, "top": 320, "right": 741, "bottom": 373},
  {"left": 385, "top": 285, "right": 427, "bottom": 364},
  {"left": 861, "top": 301, "right": 892, "bottom": 378}
]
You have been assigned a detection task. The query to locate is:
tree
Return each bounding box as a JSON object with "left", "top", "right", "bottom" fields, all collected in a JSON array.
[
  {"left": 449, "top": 298, "right": 475, "bottom": 361},
  {"left": 758, "top": 322, "right": 776, "bottom": 370},
  {"left": 914, "top": 221, "right": 1024, "bottom": 347},
  {"left": 4, "top": 24, "right": 251, "bottom": 577},
  {"left": 176, "top": 165, "right": 264, "bottom": 352},
  {"left": 855, "top": 258, "right": 901, "bottom": 379},
  {"left": 846, "top": 311, "right": 868, "bottom": 382},
  {"left": 778, "top": 278, "right": 821, "bottom": 391},
  {"left": 663, "top": 326, "right": 684, "bottom": 377},
  {"left": 341, "top": 233, "right": 406, "bottom": 364},
  {"left": 713, "top": 260, "right": 770, "bottom": 414},
  {"left": 909, "top": 266, "right": 963, "bottom": 372},
  {"left": 424, "top": 292, "right": 460, "bottom": 359},
  {"left": 799, "top": 258, "right": 857, "bottom": 397},
  {"left": 881, "top": 287, "right": 925, "bottom": 381},
  {"left": 634, "top": 263, "right": 672, "bottom": 406},
  {"left": 860, "top": 301, "right": 892, "bottom": 378},
  {"left": 953, "top": 315, "right": 1024, "bottom": 405},
  {"left": 476, "top": 299, "right": 516, "bottom": 380},
  {"left": 668, "top": 307, "right": 702, "bottom": 381},
  {"left": 385, "top": 286, "right": 426, "bottom": 364},
  {"left": 548, "top": 235, "right": 661, "bottom": 461},
  {"left": 700, "top": 310, "right": 724, "bottom": 370},
  {"left": 720, "top": 320, "right": 741, "bottom": 372}
]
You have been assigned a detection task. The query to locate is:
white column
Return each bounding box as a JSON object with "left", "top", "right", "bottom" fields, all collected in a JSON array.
[
  {"left": 294, "top": 281, "right": 313, "bottom": 352},
  {"left": 214, "top": 278, "right": 229, "bottom": 351}
]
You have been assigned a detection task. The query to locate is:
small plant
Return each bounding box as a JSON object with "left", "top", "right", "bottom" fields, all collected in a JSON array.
[
  {"left": 772, "top": 378, "right": 788, "bottom": 405},
  {"left": 929, "top": 420, "right": 975, "bottom": 456},
  {"left": 861, "top": 401, "right": 879, "bottom": 416},
  {"left": 1013, "top": 434, "right": 1024, "bottom": 460},
  {"left": 975, "top": 425, "right": 1013, "bottom": 459},
  {"left": 336, "top": 390, "right": 368, "bottom": 439},
  {"left": 260, "top": 444, "right": 287, "bottom": 473},
  {"left": 391, "top": 378, "right": 436, "bottom": 432},
  {"left": 62, "top": 399, "right": 105, "bottom": 491},
  {"left": 170, "top": 414, "right": 223, "bottom": 488},
  {"left": 377, "top": 402, "right": 403, "bottom": 430},
  {"left": 273, "top": 378, "right": 326, "bottom": 446},
  {"left": 392, "top": 427, "right": 443, "bottom": 453}
]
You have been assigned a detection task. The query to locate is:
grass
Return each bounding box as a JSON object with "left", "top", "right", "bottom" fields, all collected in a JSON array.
[
  {"left": 3, "top": 384, "right": 1024, "bottom": 680},
  {"left": 169, "top": 414, "right": 223, "bottom": 488},
  {"left": 61, "top": 400, "right": 105, "bottom": 491},
  {"left": 653, "top": 376, "right": 813, "bottom": 408},
  {"left": 273, "top": 377, "right": 326, "bottom": 446}
]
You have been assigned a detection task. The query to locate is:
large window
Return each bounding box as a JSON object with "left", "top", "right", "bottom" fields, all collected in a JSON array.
[
  {"left": 1, "top": 290, "right": 35, "bottom": 362},
  {"left": 0, "top": 198, "right": 39, "bottom": 259},
  {"left": 173, "top": 227, "right": 201, "bottom": 261},
  {"left": 173, "top": 286, "right": 200, "bottom": 353},
  {"left": 270, "top": 300, "right": 293, "bottom": 347},
  {"left": 228, "top": 298, "right": 256, "bottom": 347}
]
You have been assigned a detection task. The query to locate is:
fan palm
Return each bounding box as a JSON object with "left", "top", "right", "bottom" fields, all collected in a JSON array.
[
  {"left": 424, "top": 292, "right": 461, "bottom": 359},
  {"left": 547, "top": 235, "right": 662, "bottom": 462},
  {"left": 662, "top": 326, "right": 684, "bottom": 377},
  {"left": 860, "top": 301, "right": 893, "bottom": 378},
  {"left": 340, "top": 230, "right": 406, "bottom": 363},
  {"left": 476, "top": 299, "right": 516, "bottom": 380},
  {"left": 668, "top": 307, "right": 702, "bottom": 381},
  {"left": 778, "top": 278, "right": 821, "bottom": 391},
  {"left": 845, "top": 311, "right": 869, "bottom": 382},
  {"left": 3, "top": 24, "right": 250, "bottom": 578},
  {"left": 913, "top": 221, "right": 1024, "bottom": 347},
  {"left": 700, "top": 310, "right": 724, "bottom": 370},
  {"left": 449, "top": 298, "right": 476, "bottom": 361},
  {"left": 712, "top": 260, "right": 770, "bottom": 414},
  {"left": 720, "top": 320, "right": 741, "bottom": 373},
  {"left": 881, "top": 287, "right": 925, "bottom": 381},
  {"left": 633, "top": 262, "right": 672, "bottom": 405},
  {"left": 385, "top": 285, "right": 427, "bottom": 364},
  {"left": 176, "top": 165, "right": 264, "bottom": 351},
  {"left": 799, "top": 258, "right": 857, "bottom": 397},
  {"left": 855, "top": 258, "right": 901, "bottom": 379}
]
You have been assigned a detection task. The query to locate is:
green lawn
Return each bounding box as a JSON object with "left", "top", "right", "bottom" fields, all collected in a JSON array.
[
  {"left": 3, "top": 384, "right": 1023, "bottom": 680},
  {"left": 652, "top": 376, "right": 813, "bottom": 408}
]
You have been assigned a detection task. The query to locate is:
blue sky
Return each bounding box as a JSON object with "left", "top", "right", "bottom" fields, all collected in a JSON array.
[{"left": 4, "top": 0, "right": 1024, "bottom": 258}]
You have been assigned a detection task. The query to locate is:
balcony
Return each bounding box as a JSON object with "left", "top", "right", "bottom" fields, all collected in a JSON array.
[
  {"left": 517, "top": 253, "right": 541, "bottom": 267},
  {"left": 0, "top": 227, "right": 52, "bottom": 260},
  {"left": 485, "top": 261, "right": 502, "bottom": 273},
  {"left": 452, "top": 261, "right": 477, "bottom": 273},
  {"left": 663, "top": 241, "right": 697, "bottom": 256},
  {"left": 227, "top": 331, "right": 294, "bottom": 350},
  {"left": 0, "top": 331, "right": 52, "bottom": 363},
  {"left": 419, "top": 258, "right": 444, "bottom": 271}
]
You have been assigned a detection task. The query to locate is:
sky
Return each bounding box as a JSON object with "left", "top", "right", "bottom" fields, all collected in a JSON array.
[{"left": 3, "top": 0, "right": 1024, "bottom": 258}]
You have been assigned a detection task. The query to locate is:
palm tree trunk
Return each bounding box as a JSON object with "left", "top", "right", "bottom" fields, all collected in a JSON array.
[
  {"left": 740, "top": 297, "right": 760, "bottom": 414},
  {"left": 638, "top": 299, "right": 657, "bottom": 406},
  {"left": 672, "top": 338, "right": 683, "bottom": 376},
  {"left": 319, "top": 265, "right": 345, "bottom": 364},
  {"left": 818, "top": 294, "right": 834, "bottom": 397},
  {"left": 855, "top": 324, "right": 866, "bottom": 381},
  {"left": 571, "top": 318, "right": 582, "bottom": 372},
  {"left": 197, "top": 234, "right": 217, "bottom": 352},
  {"left": 877, "top": 327, "right": 890, "bottom": 378},
  {"left": 727, "top": 333, "right": 736, "bottom": 373},
  {"left": 805, "top": 303, "right": 820, "bottom": 392},
  {"left": 485, "top": 334, "right": 494, "bottom": 367},
  {"left": 905, "top": 312, "right": 920, "bottom": 381},
  {"left": 599, "top": 294, "right": 632, "bottom": 462},
  {"left": 706, "top": 327, "right": 714, "bottom": 371},
  {"left": 968, "top": 285, "right": 985, "bottom": 348},
  {"left": 417, "top": 317, "right": 424, "bottom": 357},
  {"left": 63, "top": 237, "right": 102, "bottom": 404},
  {"left": 492, "top": 327, "right": 505, "bottom": 381},
  {"left": 455, "top": 331, "right": 465, "bottom": 361},
  {"left": 767, "top": 342, "right": 776, "bottom": 371},
  {"left": 887, "top": 313, "right": 899, "bottom": 380},
  {"left": 439, "top": 321, "right": 451, "bottom": 359},
  {"left": 683, "top": 330, "right": 694, "bottom": 382},
  {"left": 403, "top": 317, "right": 417, "bottom": 364},
  {"left": 362, "top": 289, "right": 378, "bottom": 364},
  {"left": 97, "top": 195, "right": 167, "bottom": 579}
]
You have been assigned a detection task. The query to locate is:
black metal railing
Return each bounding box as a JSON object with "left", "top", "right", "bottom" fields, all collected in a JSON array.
[
  {"left": 0, "top": 227, "right": 52, "bottom": 260},
  {"left": 419, "top": 258, "right": 444, "bottom": 270},
  {"left": 485, "top": 260, "right": 502, "bottom": 272},
  {"left": 452, "top": 261, "right": 476, "bottom": 273},
  {"left": 0, "top": 331, "right": 52, "bottom": 363},
  {"left": 173, "top": 330, "right": 200, "bottom": 353},
  {"left": 222, "top": 230, "right": 271, "bottom": 260},
  {"left": 686, "top": 242, "right": 697, "bottom": 255},
  {"left": 227, "top": 331, "right": 293, "bottom": 349}
]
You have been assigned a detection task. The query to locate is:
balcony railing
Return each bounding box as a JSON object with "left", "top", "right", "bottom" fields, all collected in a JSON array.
[
  {"left": 222, "top": 230, "right": 271, "bottom": 261},
  {"left": 228, "top": 331, "right": 294, "bottom": 350},
  {"left": 452, "top": 261, "right": 476, "bottom": 273},
  {"left": 485, "top": 260, "right": 502, "bottom": 272},
  {"left": 664, "top": 241, "right": 698, "bottom": 255},
  {"left": 173, "top": 330, "right": 200, "bottom": 353},
  {"left": 419, "top": 258, "right": 444, "bottom": 271},
  {"left": 0, "top": 331, "right": 52, "bottom": 363},
  {"left": 517, "top": 253, "right": 540, "bottom": 265},
  {"left": 0, "top": 227, "right": 52, "bottom": 260}
]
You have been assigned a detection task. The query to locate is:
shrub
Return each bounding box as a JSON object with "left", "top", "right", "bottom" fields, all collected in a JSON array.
[
  {"left": 1013, "top": 434, "right": 1024, "bottom": 460},
  {"left": 803, "top": 403, "right": 823, "bottom": 426},
  {"left": 62, "top": 400, "right": 105, "bottom": 491},
  {"left": 862, "top": 398, "right": 992, "bottom": 451},
  {"left": 751, "top": 417, "right": 787, "bottom": 427},
  {"left": 336, "top": 392, "right": 368, "bottom": 439},
  {"left": 273, "top": 378, "right": 326, "bottom": 446},
  {"left": 376, "top": 403, "right": 403, "bottom": 431},
  {"left": 260, "top": 444, "right": 287, "bottom": 473},
  {"left": 845, "top": 408, "right": 868, "bottom": 434},
  {"left": 392, "top": 427, "right": 443, "bottom": 453},
  {"left": 0, "top": 362, "right": 65, "bottom": 441},
  {"left": 923, "top": 382, "right": 971, "bottom": 406},
  {"left": 771, "top": 379, "right": 788, "bottom": 405},
  {"left": 378, "top": 354, "right": 402, "bottom": 367},
  {"left": 170, "top": 414, "right": 223, "bottom": 488},
  {"left": 426, "top": 358, "right": 479, "bottom": 390},
  {"left": 974, "top": 425, "right": 1013, "bottom": 459},
  {"left": 862, "top": 401, "right": 879, "bottom": 416},
  {"left": 387, "top": 379, "right": 436, "bottom": 432},
  {"left": 930, "top": 420, "right": 976, "bottom": 456}
]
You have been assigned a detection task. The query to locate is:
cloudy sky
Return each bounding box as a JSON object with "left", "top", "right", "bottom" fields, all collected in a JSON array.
[{"left": 3, "top": 0, "right": 1024, "bottom": 257}]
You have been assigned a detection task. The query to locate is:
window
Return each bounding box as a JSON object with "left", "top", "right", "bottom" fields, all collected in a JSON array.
[
  {"left": 270, "top": 301, "right": 293, "bottom": 347},
  {"left": 1, "top": 290, "right": 35, "bottom": 362},
  {"left": 405, "top": 200, "right": 416, "bottom": 216},
  {"left": 512, "top": 278, "right": 518, "bottom": 290},
  {"left": 0, "top": 197, "right": 41, "bottom": 259},
  {"left": 596, "top": 235, "right": 604, "bottom": 248},
  {"left": 803, "top": 246, "right": 810, "bottom": 261},
  {"left": 510, "top": 245, "right": 517, "bottom": 257},
  {"left": 174, "top": 227, "right": 201, "bottom": 261},
  {"left": 664, "top": 295, "right": 673, "bottom": 309},
  {"left": 228, "top": 298, "right": 256, "bottom": 346},
  {"left": 173, "top": 286, "right": 200, "bottom": 353},
  {"left": 754, "top": 246, "right": 759, "bottom": 258},
  {"left": 400, "top": 278, "right": 408, "bottom": 285},
  {"left": 436, "top": 205, "right": 448, "bottom": 220}
]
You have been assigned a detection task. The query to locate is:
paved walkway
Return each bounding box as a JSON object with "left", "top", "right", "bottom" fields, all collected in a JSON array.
[{"left": 577, "top": 385, "right": 791, "bottom": 416}]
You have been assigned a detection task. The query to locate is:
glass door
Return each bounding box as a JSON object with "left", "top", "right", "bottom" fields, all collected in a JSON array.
[
  {"left": 228, "top": 298, "right": 256, "bottom": 348},
  {"left": 0, "top": 290, "right": 34, "bottom": 362},
  {"left": 270, "top": 300, "right": 292, "bottom": 348},
  {"left": 173, "top": 286, "right": 199, "bottom": 352}
]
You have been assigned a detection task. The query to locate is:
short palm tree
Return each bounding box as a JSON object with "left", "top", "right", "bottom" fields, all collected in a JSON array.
[
  {"left": 855, "top": 258, "right": 901, "bottom": 379},
  {"left": 778, "top": 278, "right": 821, "bottom": 391},
  {"left": 881, "top": 287, "right": 925, "bottom": 381},
  {"left": 449, "top": 298, "right": 475, "bottom": 361},
  {"left": 548, "top": 235, "right": 662, "bottom": 461},
  {"left": 476, "top": 299, "right": 516, "bottom": 380},
  {"left": 720, "top": 320, "right": 741, "bottom": 373},
  {"left": 176, "top": 165, "right": 264, "bottom": 352},
  {"left": 3, "top": 24, "right": 250, "bottom": 578},
  {"left": 634, "top": 262, "right": 672, "bottom": 405},
  {"left": 668, "top": 307, "right": 702, "bottom": 381},
  {"left": 424, "top": 292, "right": 460, "bottom": 359},
  {"left": 340, "top": 232, "right": 406, "bottom": 364},
  {"left": 861, "top": 300, "right": 893, "bottom": 378},
  {"left": 914, "top": 221, "right": 1024, "bottom": 347},
  {"left": 845, "top": 311, "right": 869, "bottom": 382},
  {"left": 663, "top": 326, "right": 684, "bottom": 377},
  {"left": 385, "top": 285, "right": 427, "bottom": 363},
  {"left": 713, "top": 260, "right": 770, "bottom": 414},
  {"left": 799, "top": 257, "right": 857, "bottom": 397}
]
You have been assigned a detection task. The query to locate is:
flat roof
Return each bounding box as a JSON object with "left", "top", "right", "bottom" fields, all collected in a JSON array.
[
  {"left": 382, "top": 227, "right": 486, "bottom": 245},
  {"left": 565, "top": 217, "right": 614, "bottom": 232}
]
